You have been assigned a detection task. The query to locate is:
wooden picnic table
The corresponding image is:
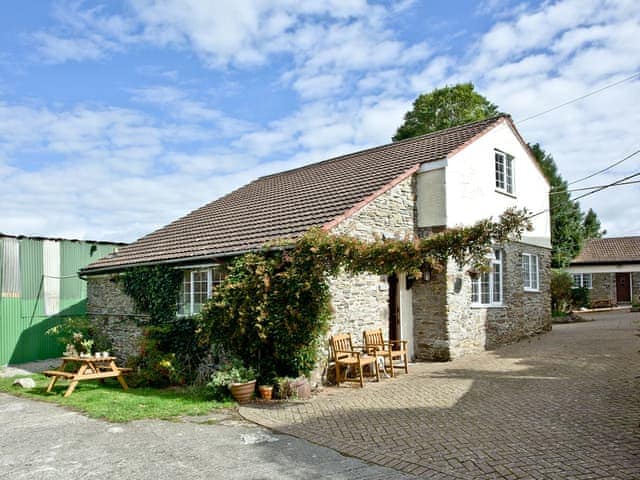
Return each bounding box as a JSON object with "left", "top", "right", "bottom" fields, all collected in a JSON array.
[{"left": 43, "top": 356, "right": 130, "bottom": 397}]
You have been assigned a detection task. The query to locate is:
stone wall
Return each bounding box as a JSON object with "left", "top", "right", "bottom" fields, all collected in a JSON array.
[
  {"left": 483, "top": 242, "right": 552, "bottom": 349},
  {"left": 413, "top": 242, "right": 552, "bottom": 360},
  {"left": 327, "top": 273, "right": 390, "bottom": 340},
  {"left": 86, "top": 275, "right": 147, "bottom": 363},
  {"left": 591, "top": 273, "right": 614, "bottom": 302},
  {"left": 412, "top": 272, "right": 449, "bottom": 361},
  {"left": 633, "top": 273, "right": 640, "bottom": 304},
  {"left": 328, "top": 176, "right": 415, "bottom": 337},
  {"left": 446, "top": 261, "right": 487, "bottom": 358}
]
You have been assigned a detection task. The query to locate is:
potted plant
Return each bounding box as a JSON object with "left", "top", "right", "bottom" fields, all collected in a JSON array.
[
  {"left": 208, "top": 359, "right": 256, "bottom": 404},
  {"left": 258, "top": 384, "right": 274, "bottom": 400}
]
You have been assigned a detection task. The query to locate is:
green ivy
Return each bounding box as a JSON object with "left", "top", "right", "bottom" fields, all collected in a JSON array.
[
  {"left": 202, "top": 208, "right": 531, "bottom": 382},
  {"left": 121, "top": 265, "right": 183, "bottom": 326},
  {"left": 121, "top": 208, "right": 529, "bottom": 385},
  {"left": 121, "top": 265, "right": 211, "bottom": 386}
]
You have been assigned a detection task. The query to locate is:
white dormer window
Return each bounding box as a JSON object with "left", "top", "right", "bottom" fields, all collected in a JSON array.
[{"left": 495, "top": 150, "right": 514, "bottom": 194}]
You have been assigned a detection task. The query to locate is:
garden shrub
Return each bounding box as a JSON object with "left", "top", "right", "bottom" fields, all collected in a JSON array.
[
  {"left": 550, "top": 270, "right": 573, "bottom": 313},
  {"left": 122, "top": 265, "right": 212, "bottom": 386},
  {"left": 200, "top": 252, "right": 332, "bottom": 383},
  {"left": 572, "top": 287, "right": 590, "bottom": 309},
  {"left": 46, "top": 316, "right": 112, "bottom": 354}
]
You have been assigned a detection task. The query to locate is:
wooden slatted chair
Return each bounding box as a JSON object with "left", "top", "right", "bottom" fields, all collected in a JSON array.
[
  {"left": 363, "top": 328, "right": 409, "bottom": 377},
  {"left": 330, "top": 333, "right": 380, "bottom": 388}
]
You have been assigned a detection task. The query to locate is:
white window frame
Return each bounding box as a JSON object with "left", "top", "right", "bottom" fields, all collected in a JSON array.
[
  {"left": 177, "top": 266, "right": 224, "bottom": 316},
  {"left": 495, "top": 150, "right": 515, "bottom": 195},
  {"left": 522, "top": 253, "right": 539, "bottom": 292},
  {"left": 572, "top": 273, "right": 592, "bottom": 289},
  {"left": 472, "top": 248, "right": 503, "bottom": 307}
]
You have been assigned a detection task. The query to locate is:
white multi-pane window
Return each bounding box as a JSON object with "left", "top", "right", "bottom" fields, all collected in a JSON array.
[
  {"left": 177, "top": 267, "right": 225, "bottom": 316},
  {"left": 522, "top": 253, "right": 539, "bottom": 291},
  {"left": 572, "top": 273, "right": 592, "bottom": 289},
  {"left": 495, "top": 150, "right": 514, "bottom": 194},
  {"left": 471, "top": 249, "right": 503, "bottom": 306}
]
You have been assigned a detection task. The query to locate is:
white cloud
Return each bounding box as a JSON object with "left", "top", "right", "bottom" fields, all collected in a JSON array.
[{"left": 10, "top": 0, "right": 640, "bottom": 241}]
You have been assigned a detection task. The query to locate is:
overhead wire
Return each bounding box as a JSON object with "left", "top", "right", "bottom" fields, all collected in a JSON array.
[
  {"left": 527, "top": 169, "right": 640, "bottom": 220},
  {"left": 565, "top": 149, "right": 640, "bottom": 186},
  {"left": 515, "top": 71, "right": 640, "bottom": 124},
  {"left": 550, "top": 179, "right": 640, "bottom": 194}
]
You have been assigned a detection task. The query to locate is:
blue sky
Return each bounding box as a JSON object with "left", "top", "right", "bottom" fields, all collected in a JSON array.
[{"left": 1, "top": 0, "right": 639, "bottom": 242}]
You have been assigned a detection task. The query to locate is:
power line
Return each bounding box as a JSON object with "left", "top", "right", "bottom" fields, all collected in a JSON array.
[
  {"left": 550, "top": 179, "right": 640, "bottom": 195},
  {"left": 572, "top": 170, "right": 640, "bottom": 201},
  {"left": 565, "top": 148, "right": 640, "bottom": 186},
  {"left": 515, "top": 71, "right": 640, "bottom": 124},
  {"left": 527, "top": 168, "right": 640, "bottom": 220}
]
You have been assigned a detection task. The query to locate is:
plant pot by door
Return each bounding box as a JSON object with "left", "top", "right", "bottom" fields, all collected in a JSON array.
[
  {"left": 229, "top": 380, "right": 256, "bottom": 404},
  {"left": 258, "top": 385, "right": 273, "bottom": 400}
]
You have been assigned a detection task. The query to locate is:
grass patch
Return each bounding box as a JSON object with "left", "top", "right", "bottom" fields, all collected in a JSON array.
[{"left": 0, "top": 374, "right": 233, "bottom": 422}]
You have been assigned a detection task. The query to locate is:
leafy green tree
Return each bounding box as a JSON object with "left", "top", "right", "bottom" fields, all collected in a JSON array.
[
  {"left": 393, "top": 84, "right": 605, "bottom": 268},
  {"left": 393, "top": 83, "right": 500, "bottom": 141},
  {"left": 583, "top": 208, "right": 605, "bottom": 238},
  {"left": 529, "top": 144, "right": 604, "bottom": 267}
]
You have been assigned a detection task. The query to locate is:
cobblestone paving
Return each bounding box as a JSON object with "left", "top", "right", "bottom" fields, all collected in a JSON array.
[{"left": 241, "top": 312, "right": 640, "bottom": 478}]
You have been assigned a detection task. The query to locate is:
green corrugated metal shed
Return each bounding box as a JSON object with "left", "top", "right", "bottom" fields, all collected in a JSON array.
[{"left": 0, "top": 234, "right": 125, "bottom": 365}]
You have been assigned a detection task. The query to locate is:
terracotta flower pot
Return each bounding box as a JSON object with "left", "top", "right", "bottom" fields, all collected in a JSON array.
[
  {"left": 258, "top": 385, "right": 273, "bottom": 400},
  {"left": 229, "top": 380, "right": 256, "bottom": 404}
]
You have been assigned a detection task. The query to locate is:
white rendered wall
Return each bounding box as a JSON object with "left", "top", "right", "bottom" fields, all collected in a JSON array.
[{"left": 444, "top": 122, "right": 551, "bottom": 247}]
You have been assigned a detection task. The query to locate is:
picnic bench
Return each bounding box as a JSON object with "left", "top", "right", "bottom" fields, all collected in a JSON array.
[{"left": 43, "top": 356, "right": 130, "bottom": 397}]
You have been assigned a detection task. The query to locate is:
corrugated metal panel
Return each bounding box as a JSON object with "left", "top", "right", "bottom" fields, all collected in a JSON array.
[
  {"left": 0, "top": 298, "right": 22, "bottom": 365},
  {"left": 1, "top": 237, "right": 20, "bottom": 297},
  {"left": 0, "top": 238, "right": 3, "bottom": 293},
  {"left": 43, "top": 240, "right": 61, "bottom": 316},
  {"left": 19, "top": 239, "right": 44, "bottom": 303},
  {"left": 1, "top": 237, "right": 122, "bottom": 365}
]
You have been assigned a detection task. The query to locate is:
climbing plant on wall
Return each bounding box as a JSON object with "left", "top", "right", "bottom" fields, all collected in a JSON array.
[
  {"left": 201, "top": 208, "right": 531, "bottom": 382},
  {"left": 121, "top": 265, "right": 209, "bottom": 386}
]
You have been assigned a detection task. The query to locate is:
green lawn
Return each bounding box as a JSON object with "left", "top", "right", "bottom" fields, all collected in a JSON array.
[{"left": 0, "top": 374, "right": 233, "bottom": 422}]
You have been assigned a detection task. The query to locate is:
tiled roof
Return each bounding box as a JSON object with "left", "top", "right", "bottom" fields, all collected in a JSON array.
[
  {"left": 83, "top": 115, "right": 508, "bottom": 274},
  {"left": 571, "top": 236, "right": 640, "bottom": 264}
]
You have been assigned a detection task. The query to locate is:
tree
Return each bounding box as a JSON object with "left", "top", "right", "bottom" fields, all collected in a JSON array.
[
  {"left": 393, "top": 83, "right": 500, "bottom": 141},
  {"left": 393, "top": 85, "right": 606, "bottom": 268},
  {"left": 529, "top": 143, "right": 605, "bottom": 267},
  {"left": 583, "top": 208, "right": 606, "bottom": 239}
]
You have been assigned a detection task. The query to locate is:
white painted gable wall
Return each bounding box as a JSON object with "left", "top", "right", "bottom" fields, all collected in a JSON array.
[{"left": 416, "top": 121, "right": 551, "bottom": 247}]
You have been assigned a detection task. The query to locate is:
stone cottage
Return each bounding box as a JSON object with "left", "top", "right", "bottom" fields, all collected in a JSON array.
[
  {"left": 81, "top": 115, "right": 551, "bottom": 363},
  {"left": 567, "top": 236, "right": 640, "bottom": 307}
]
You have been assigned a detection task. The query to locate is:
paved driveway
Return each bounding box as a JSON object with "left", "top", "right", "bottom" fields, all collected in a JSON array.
[
  {"left": 0, "top": 397, "right": 411, "bottom": 479},
  {"left": 241, "top": 312, "right": 640, "bottom": 479}
]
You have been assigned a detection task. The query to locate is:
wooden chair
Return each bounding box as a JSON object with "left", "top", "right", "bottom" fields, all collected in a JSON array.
[
  {"left": 330, "top": 333, "right": 380, "bottom": 387},
  {"left": 363, "top": 328, "right": 409, "bottom": 377}
]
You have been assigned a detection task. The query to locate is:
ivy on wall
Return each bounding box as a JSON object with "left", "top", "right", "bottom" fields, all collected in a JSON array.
[
  {"left": 121, "top": 265, "right": 209, "bottom": 386},
  {"left": 202, "top": 208, "right": 531, "bottom": 382},
  {"left": 120, "top": 209, "right": 530, "bottom": 384},
  {"left": 121, "top": 265, "right": 183, "bottom": 326}
]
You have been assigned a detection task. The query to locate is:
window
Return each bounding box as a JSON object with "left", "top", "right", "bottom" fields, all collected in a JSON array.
[
  {"left": 495, "top": 150, "right": 514, "bottom": 194},
  {"left": 572, "top": 273, "right": 592, "bottom": 289},
  {"left": 472, "top": 249, "right": 503, "bottom": 306},
  {"left": 177, "top": 267, "right": 225, "bottom": 316},
  {"left": 522, "top": 253, "right": 539, "bottom": 291}
]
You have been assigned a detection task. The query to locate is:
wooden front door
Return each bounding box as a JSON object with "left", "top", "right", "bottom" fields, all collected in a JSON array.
[
  {"left": 388, "top": 274, "right": 399, "bottom": 342},
  {"left": 616, "top": 273, "right": 631, "bottom": 303}
]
